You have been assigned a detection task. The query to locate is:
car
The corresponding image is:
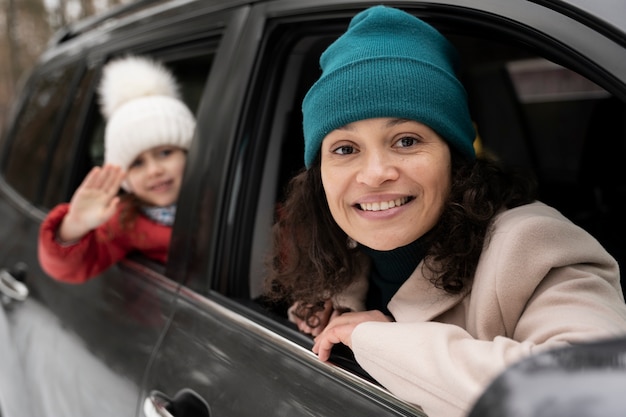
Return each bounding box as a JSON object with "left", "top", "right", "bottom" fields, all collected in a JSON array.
[
  {"left": 467, "top": 336, "right": 626, "bottom": 417},
  {"left": 0, "top": 0, "right": 624, "bottom": 416}
]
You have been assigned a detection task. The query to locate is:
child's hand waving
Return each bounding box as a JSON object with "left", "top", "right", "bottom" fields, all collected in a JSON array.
[{"left": 58, "top": 165, "right": 126, "bottom": 243}]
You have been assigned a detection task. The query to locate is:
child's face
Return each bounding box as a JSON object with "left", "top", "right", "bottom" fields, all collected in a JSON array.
[{"left": 125, "top": 145, "right": 187, "bottom": 207}]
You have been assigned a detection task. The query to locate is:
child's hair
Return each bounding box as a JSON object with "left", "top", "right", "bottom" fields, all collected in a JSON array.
[{"left": 119, "top": 193, "right": 142, "bottom": 230}]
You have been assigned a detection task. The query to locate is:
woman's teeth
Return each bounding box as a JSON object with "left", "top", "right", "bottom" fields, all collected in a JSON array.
[{"left": 359, "top": 197, "right": 409, "bottom": 212}]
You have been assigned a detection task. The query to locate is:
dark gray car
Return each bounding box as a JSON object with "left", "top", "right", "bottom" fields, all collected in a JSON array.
[{"left": 0, "top": 1, "right": 625, "bottom": 416}]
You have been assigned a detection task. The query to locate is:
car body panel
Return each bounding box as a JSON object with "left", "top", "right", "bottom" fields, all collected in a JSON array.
[
  {"left": 468, "top": 337, "right": 626, "bottom": 417},
  {"left": 144, "top": 288, "right": 425, "bottom": 416}
]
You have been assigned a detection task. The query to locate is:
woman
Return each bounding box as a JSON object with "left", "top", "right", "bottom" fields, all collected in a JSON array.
[
  {"left": 265, "top": 6, "right": 626, "bottom": 417},
  {"left": 38, "top": 55, "right": 195, "bottom": 283}
]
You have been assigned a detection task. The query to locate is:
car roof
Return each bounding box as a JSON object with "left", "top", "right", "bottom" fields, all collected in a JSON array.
[
  {"left": 43, "top": 0, "right": 626, "bottom": 62},
  {"left": 540, "top": 0, "right": 626, "bottom": 40}
]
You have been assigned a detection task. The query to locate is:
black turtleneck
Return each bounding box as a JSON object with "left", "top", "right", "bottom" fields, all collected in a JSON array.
[{"left": 359, "top": 239, "right": 426, "bottom": 315}]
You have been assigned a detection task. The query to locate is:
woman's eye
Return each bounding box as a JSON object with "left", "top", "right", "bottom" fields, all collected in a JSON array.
[
  {"left": 333, "top": 145, "right": 355, "bottom": 155},
  {"left": 395, "top": 136, "right": 419, "bottom": 148}
]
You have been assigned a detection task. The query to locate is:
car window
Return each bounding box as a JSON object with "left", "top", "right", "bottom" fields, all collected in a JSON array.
[
  {"left": 3, "top": 42, "right": 217, "bottom": 215},
  {"left": 42, "top": 67, "right": 98, "bottom": 208},
  {"left": 82, "top": 52, "right": 215, "bottom": 192},
  {"left": 504, "top": 58, "right": 626, "bottom": 271},
  {"left": 1, "top": 62, "right": 81, "bottom": 205},
  {"left": 80, "top": 48, "right": 213, "bottom": 183},
  {"left": 285, "top": 19, "right": 623, "bottom": 296},
  {"left": 454, "top": 35, "right": 626, "bottom": 273},
  {"left": 214, "top": 7, "right": 626, "bottom": 379}
]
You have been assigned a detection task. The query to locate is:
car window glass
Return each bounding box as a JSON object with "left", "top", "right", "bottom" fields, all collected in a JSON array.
[
  {"left": 42, "top": 68, "right": 98, "bottom": 209},
  {"left": 2, "top": 64, "right": 80, "bottom": 204}
]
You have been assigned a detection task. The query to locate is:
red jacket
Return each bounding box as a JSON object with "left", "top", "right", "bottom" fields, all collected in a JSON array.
[{"left": 38, "top": 203, "right": 171, "bottom": 283}]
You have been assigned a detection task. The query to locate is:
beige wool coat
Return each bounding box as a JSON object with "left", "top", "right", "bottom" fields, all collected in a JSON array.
[{"left": 337, "top": 202, "right": 626, "bottom": 417}]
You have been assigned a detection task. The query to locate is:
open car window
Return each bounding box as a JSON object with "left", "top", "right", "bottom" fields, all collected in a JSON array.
[{"left": 211, "top": 6, "right": 626, "bottom": 378}]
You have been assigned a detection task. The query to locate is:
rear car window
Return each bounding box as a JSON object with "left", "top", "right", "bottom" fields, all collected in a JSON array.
[{"left": 2, "top": 63, "right": 81, "bottom": 205}]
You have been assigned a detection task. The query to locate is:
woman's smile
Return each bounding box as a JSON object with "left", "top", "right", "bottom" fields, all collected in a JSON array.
[{"left": 357, "top": 196, "right": 413, "bottom": 212}]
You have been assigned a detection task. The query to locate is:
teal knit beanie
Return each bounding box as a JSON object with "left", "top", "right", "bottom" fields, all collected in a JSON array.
[{"left": 302, "top": 5, "right": 476, "bottom": 168}]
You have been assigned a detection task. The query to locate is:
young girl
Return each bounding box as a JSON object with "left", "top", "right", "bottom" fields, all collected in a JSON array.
[{"left": 38, "top": 55, "right": 196, "bottom": 283}]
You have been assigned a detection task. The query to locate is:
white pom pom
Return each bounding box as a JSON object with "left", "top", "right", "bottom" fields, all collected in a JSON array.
[{"left": 98, "top": 55, "right": 181, "bottom": 120}]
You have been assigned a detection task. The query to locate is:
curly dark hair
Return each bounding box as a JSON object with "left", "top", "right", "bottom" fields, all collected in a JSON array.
[{"left": 264, "top": 150, "right": 537, "bottom": 316}]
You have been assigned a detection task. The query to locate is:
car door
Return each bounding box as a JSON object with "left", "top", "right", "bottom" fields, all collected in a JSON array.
[
  {"left": 0, "top": 3, "right": 225, "bottom": 416},
  {"left": 0, "top": 56, "right": 152, "bottom": 417},
  {"left": 143, "top": 0, "right": 626, "bottom": 416},
  {"left": 141, "top": 2, "right": 425, "bottom": 416},
  {"left": 141, "top": 2, "right": 431, "bottom": 416}
]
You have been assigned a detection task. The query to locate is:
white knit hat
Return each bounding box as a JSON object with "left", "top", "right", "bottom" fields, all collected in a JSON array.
[{"left": 98, "top": 55, "right": 196, "bottom": 172}]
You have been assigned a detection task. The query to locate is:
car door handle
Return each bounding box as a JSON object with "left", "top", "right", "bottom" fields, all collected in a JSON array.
[
  {"left": 0, "top": 263, "right": 29, "bottom": 306},
  {"left": 143, "top": 389, "right": 211, "bottom": 417}
]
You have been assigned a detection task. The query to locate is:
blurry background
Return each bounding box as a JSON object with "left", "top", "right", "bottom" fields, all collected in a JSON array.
[{"left": 0, "top": 0, "right": 134, "bottom": 134}]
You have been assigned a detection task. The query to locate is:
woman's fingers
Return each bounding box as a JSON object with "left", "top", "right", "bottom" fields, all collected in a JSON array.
[
  {"left": 312, "top": 333, "right": 338, "bottom": 362},
  {"left": 312, "top": 314, "right": 352, "bottom": 361},
  {"left": 311, "top": 310, "right": 392, "bottom": 361},
  {"left": 312, "top": 323, "right": 352, "bottom": 362}
]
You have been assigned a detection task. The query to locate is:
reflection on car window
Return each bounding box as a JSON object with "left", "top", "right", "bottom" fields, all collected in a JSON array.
[
  {"left": 2, "top": 64, "right": 79, "bottom": 204},
  {"left": 43, "top": 68, "right": 98, "bottom": 209}
]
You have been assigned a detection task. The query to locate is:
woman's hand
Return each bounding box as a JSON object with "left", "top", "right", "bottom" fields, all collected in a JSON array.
[
  {"left": 312, "top": 310, "right": 392, "bottom": 362},
  {"left": 58, "top": 165, "right": 126, "bottom": 242}
]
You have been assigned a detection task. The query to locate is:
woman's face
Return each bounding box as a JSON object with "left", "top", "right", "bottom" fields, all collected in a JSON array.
[
  {"left": 320, "top": 118, "right": 452, "bottom": 251},
  {"left": 126, "top": 145, "right": 187, "bottom": 207}
]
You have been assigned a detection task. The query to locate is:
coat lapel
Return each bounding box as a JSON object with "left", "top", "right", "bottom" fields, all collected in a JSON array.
[{"left": 388, "top": 262, "right": 466, "bottom": 322}]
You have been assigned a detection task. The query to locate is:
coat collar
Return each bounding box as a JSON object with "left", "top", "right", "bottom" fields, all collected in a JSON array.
[{"left": 388, "top": 262, "right": 466, "bottom": 322}]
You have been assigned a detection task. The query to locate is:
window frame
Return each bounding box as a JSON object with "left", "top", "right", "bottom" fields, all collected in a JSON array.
[{"left": 198, "top": 0, "right": 626, "bottom": 379}]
